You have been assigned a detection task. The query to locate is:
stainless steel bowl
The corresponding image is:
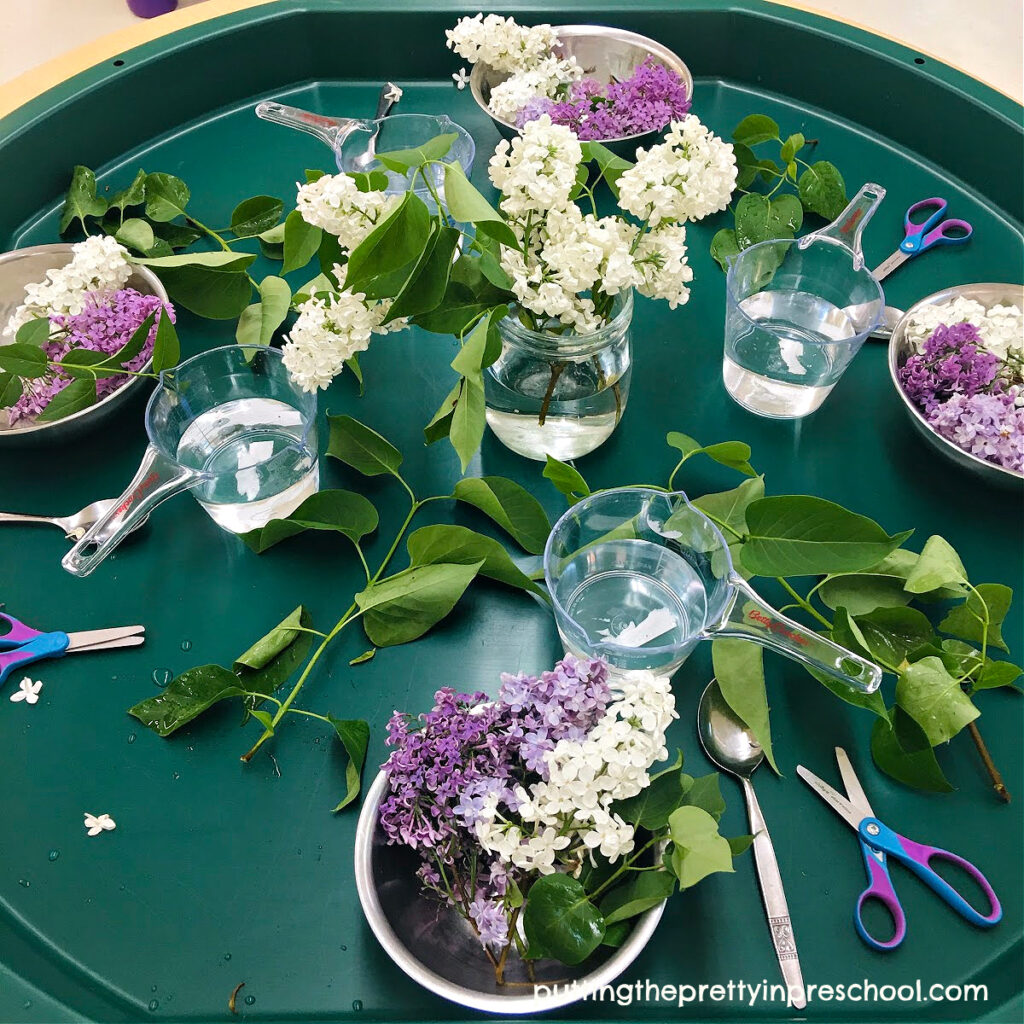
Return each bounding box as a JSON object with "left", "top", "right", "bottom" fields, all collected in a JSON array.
[
  {"left": 470, "top": 24, "right": 693, "bottom": 156},
  {"left": 354, "top": 770, "right": 666, "bottom": 1014},
  {"left": 0, "top": 243, "right": 167, "bottom": 447},
  {"left": 888, "top": 282, "right": 1024, "bottom": 489}
]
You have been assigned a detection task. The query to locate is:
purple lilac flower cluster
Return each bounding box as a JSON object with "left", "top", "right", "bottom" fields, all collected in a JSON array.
[
  {"left": 898, "top": 320, "right": 1023, "bottom": 473},
  {"left": 9, "top": 288, "right": 174, "bottom": 423},
  {"left": 379, "top": 655, "right": 610, "bottom": 950},
  {"left": 514, "top": 56, "right": 691, "bottom": 140}
]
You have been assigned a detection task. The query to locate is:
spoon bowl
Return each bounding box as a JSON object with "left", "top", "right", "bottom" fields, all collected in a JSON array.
[{"left": 698, "top": 678, "right": 764, "bottom": 777}]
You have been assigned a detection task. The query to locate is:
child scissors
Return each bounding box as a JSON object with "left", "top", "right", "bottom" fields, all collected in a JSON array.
[
  {"left": 797, "top": 747, "right": 1001, "bottom": 951},
  {"left": 872, "top": 196, "right": 973, "bottom": 282},
  {"left": 0, "top": 611, "right": 145, "bottom": 685}
]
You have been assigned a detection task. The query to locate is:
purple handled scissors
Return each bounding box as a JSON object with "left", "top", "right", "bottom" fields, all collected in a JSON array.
[
  {"left": 872, "top": 197, "right": 973, "bottom": 282},
  {"left": 797, "top": 747, "right": 1001, "bottom": 951},
  {"left": 0, "top": 611, "right": 145, "bottom": 686}
]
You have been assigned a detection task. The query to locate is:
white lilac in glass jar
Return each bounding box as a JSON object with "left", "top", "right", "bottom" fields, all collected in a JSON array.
[{"left": 897, "top": 298, "right": 1023, "bottom": 473}]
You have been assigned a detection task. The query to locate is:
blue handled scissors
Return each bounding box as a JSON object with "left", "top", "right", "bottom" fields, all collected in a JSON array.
[
  {"left": 0, "top": 610, "right": 145, "bottom": 686},
  {"left": 797, "top": 747, "right": 1001, "bottom": 951},
  {"left": 872, "top": 196, "right": 973, "bottom": 282}
]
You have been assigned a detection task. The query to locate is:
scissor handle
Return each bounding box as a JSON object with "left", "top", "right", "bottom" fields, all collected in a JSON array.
[
  {"left": 0, "top": 632, "right": 70, "bottom": 685},
  {"left": 900, "top": 198, "right": 973, "bottom": 254},
  {"left": 860, "top": 818, "right": 1002, "bottom": 930},
  {"left": 0, "top": 611, "right": 45, "bottom": 649},
  {"left": 855, "top": 840, "right": 907, "bottom": 951}
]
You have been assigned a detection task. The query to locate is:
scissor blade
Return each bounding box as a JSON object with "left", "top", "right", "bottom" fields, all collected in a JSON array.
[
  {"left": 66, "top": 626, "right": 145, "bottom": 651},
  {"left": 796, "top": 765, "right": 865, "bottom": 831},
  {"left": 835, "top": 746, "right": 875, "bottom": 818},
  {"left": 872, "top": 250, "right": 909, "bottom": 282}
]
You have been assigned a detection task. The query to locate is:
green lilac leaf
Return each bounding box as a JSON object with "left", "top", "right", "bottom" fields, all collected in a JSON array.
[
  {"left": 543, "top": 455, "right": 591, "bottom": 504},
  {"left": 385, "top": 225, "right": 461, "bottom": 323},
  {"left": 151, "top": 308, "right": 180, "bottom": 372},
  {"left": 128, "top": 664, "right": 244, "bottom": 736},
  {"left": 611, "top": 754, "right": 687, "bottom": 829},
  {"left": 423, "top": 382, "right": 460, "bottom": 444},
  {"left": 668, "top": 806, "right": 735, "bottom": 888},
  {"left": 147, "top": 265, "right": 254, "bottom": 319},
  {"left": 732, "top": 114, "right": 780, "bottom": 145},
  {"left": 326, "top": 413, "right": 403, "bottom": 476},
  {"left": 281, "top": 210, "right": 323, "bottom": 275},
  {"left": 344, "top": 192, "right": 432, "bottom": 294},
  {"left": 804, "top": 662, "right": 890, "bottom": 718},
  {"left": 797, "top": 161, "right": 847, "bottom": 219},
  {"left": 780, "top": 133, "right": 805, "bottom": 163},
  {"left": 328, "top": 716, "right": 370, "bottom": 812},
  {"left": 770, "top": 193, "right": 803, "bottom": 235},
  {"left": 712, "top": 639, "right": 779, "bottom": 773},
  {"left": 710, "top": 229, "right": 741, "bottom": 272},
  {"left": 601, "top": 921, "right": 631, "bottom": 948},
  {"left": 407, "top": 524, "right": 546, "bottom": 598},
  {"left": 450, "top": 374, "right": 486, "bottom": 475},
  {"left": 134, "top": 251, "right": 256, "bottom": 271},
  {"left": 35, "top": 377, "right": 97, "bottom": 422},
  {"left": 692, "top": 476, "right": 765, "bottom": 579},
  {"left": 60, "top": 165, "right": 108, "bottom": 234},
  {"left": 599, "top": 871, "right": 675, "bottom": 926},
  {"left": 150, "top": 221, "right": 202, "bottom": 249},
  {"left": 741, "top": 496, "right": 912, "bottom": 576},
  {"left": 452, "top": 476, "right": 551, "bottom": 554},
  {"left": 666, "top": 432, "right": 755, "bottom": 476},
  {"left": 247, "top": 275, "right": 291, "bottom": 346},
  {"left": 349, "top": 648, "right": 376, "bottom": 666},
  {"left": 854, "top": 606, "right": 935, "bottom": 669},
  {"left": 143, "top": 172, "right": 191, "bottom": 222},
  {"left": 0, "top": 372, "right": 24, "bottom": 408},
  {"left": 523, "top": 873, "right": 605, "bottom": 965},
  {"left": 355, "top": 561, "right": 483, "bottom": 647},
  {"left": 235, "top": 303, "right": 263, "bottom": 346},
  {"left": 734, "top": 193, "right": 775, "bottom": 249},
  {"left": 939, "top": 584, "right": 1012, "bottom": 652},
  {"left": 0, "top": 343, "right": 48, "bottom": 378},
  {"left": 240, "top": 489, "right": 378, "bottom": 553},
  {"left": 904, "top": 535, "right": 968, "bottom": 594},
  {"left": 114, "top": 217, "right": 155, "bottom": 253},
  {"left": 475, "top": 218, "right": 520, "bottom": 250},
  {"left": 896, "top": 656, "right": 979, "bottom": 745},
  {"left": 375, "top": 133, "right": 458, "bottom": 173},
  {"left": 229, "top": 195, "right": 284, "bottom": 236},
  {"left": 441, "top": 161, "right": 504, "bottom": 222},
  {"left": 580, "top": 140, "right": 632, "bottom": 197},
  {"left": 108, "top": 169, "right": 147, "bottom": 215},
  {"left": 15, "top": 318, "right": 51, "bottom": 347},
  {"left": 680, "top": 773, "right": 727, "bottom": 821},
  {"left": 870, "top": 712, "right": 954, "bottom": 792},
  {"left": 234, "top": 605, "right": 308, "bottom": 672},
  {"left": 975, "top": 660, "right": 1023, "bottom": 690},
  {"left": 728, "top": 835, "right": 755, "bottom": 856},
  {"left": 818, "top": 572, "right": 913, "bottom": 615}
]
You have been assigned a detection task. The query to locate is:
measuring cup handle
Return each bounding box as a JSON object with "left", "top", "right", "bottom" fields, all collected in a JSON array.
[
  {"left": 718, "top": 576, "right": 882, "bottom": 693},
  {"left": 61, "top": 445, "right": 199, "bottom": 578},
  {"left": 803, "top": 182, "right": 886, "bottom": 260},
  {"left": 254, "top": 100, "right": 363, "bottom": 150}
]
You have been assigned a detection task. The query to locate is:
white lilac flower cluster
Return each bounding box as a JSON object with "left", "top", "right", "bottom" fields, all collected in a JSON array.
[
  {"left": 474, "top": 670, "right": 678, "bottom": 874},
  {"left": 446, "top": 15, "right": 582, "bottom": 123},
  {"left": 905, "top": 297, "right": 1023, "bottom": 366},
  {"left": 5, "top": 235, "right": 132, "bottom": 337},
  {"left": 489, "top": 114, "right": 731, "bottom": 329},
  {"left": 282, "top": 174, "right": 407, "bottom": 392},
  {"left": 617, "top": 115, "right": 738, "bottom": 225}
]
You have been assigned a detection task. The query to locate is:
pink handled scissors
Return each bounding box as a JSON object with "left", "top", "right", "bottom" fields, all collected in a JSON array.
[
  {"left": 798, "top": 747, "right": 1001, "bottom": 951},
  {"left": 872, "top": 197, "right": 973, "bottom": 282},
  {"left": 0, "top": 611, "right": 145, "bottom": 686}
]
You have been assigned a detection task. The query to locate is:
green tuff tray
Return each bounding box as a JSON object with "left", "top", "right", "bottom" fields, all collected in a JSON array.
[{"left": 0, "top": 2, "right": 1021, "bottom": 1021}]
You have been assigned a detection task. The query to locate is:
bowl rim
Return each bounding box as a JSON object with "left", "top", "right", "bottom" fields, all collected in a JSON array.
[
  {"left": 0, "top": 241, "right": 166, "bottom": 438},
  {"left": 468, "top": 23, "right": 694, "bottom": 145},
  {"left": 887, "top": 281, "right": 1024, "bottom": 484},
  {"left": 353, "top": 768, "right": 667, "bottom": 1014}
]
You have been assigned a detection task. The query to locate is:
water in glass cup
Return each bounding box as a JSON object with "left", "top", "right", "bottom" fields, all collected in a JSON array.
[
  {"left": 723, "top": 289, "right": 860, "bottom": 418},
  {"left": 556, "top": 537, "right": 707, "bottom": 673},
  {"left": 176, "top": 397, "right": 319, "bottom": 533}
]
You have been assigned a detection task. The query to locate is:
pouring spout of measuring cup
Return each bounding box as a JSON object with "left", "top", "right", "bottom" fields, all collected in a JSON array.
[
  {"left": 254, "top": 100, "right": 367, "bottom": 151},
  {"left": 712, "top": 575, "right": 883, "bottom": 693},
  {"left": 61, "top": 446, "right": 201, "bottom": 578},
  {"left": 800, "top": 182, "right": 887, "bottom": 264}
]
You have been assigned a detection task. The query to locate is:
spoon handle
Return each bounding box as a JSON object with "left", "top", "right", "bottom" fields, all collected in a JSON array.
[
  {"left": 741, "top": 777, "right": 806, "bottom": 1010},
  {"left": 0, "top": 512, "right": 61, "bottom": 530}
]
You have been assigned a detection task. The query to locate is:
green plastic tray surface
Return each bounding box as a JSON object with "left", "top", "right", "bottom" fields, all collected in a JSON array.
[{"left": 0, "top": 3, "right": 1021, "bottom": 1022}]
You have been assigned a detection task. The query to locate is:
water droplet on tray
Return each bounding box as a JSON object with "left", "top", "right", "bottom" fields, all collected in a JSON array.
[
  {"left": 223, "top": 953, "right": 232, "bottom": 961},
  {"left": 172, "top": 772, "right": 180, "bottom": 780},
  {"left": 151, "top": 986, "right": 157, "bottom": 993},
  {"left": 48, "top": 849, "right": 60, "bottom": 862},
  {"left": 352, "top": 999, "right": 363, "bottom": 1011},
  {"left": 181, "top": 639, "right": 192, "bottom": 651},
  {"left": 244, "top": 995, "right": 256, "bottom": 1006},
  {"left": 152, "top": 668, "right": 172, "bottom": 688},
  {"left": 148, "top": 999, "right": 159, "bottom": 1012},
  {"left": 18, "top": 878, "right": 30, "bottom": 888},
  {"left": 128, "top": 733, "right": 136, "bottom": 744},
  {"left": 340, "top": 944, "right": 347, "bottom": 951}
]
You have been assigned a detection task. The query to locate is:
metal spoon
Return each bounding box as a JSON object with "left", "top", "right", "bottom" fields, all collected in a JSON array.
[
  {"left": 350, "top": 82, "right": 403, "bottom": 172},
  {"left": 698, "top": 679, "right": 807, "bottom": 1010},
  {"left": 0, "top": 498, "right": 147, "bottom": 542}
]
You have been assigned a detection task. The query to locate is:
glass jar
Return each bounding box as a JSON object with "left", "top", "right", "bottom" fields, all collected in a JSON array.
[{"left": 484, "top": 291, "right": 633, "bottom": 461}]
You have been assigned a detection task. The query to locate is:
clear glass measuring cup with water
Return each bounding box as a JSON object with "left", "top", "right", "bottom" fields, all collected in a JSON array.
[
  {"left": 723, "top": 183, "right": 887, "bottom": 418},
  {"left": 544, "top": 487, "right": 881, "bottom": 692},
  {"left": 63, "top": 345, "right": 319, "bottom": 577}
]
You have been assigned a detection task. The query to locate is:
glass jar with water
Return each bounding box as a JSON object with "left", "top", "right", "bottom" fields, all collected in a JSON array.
[{"left": 485, "top": 290, "right": 633, "bottom": 461}]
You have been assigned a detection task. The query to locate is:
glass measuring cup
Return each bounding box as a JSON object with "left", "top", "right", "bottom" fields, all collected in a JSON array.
[
  {"left": 723, "top": 183, "right": 887, "bottom": 418},
  {"left": 62, "top": 345, "right": 319, "bottom": 578},
  {"left": 254, "top": 102, "right": 475, "bottom": 213},
  {"left": 544, "top": 487, "right": 881, "bottom": 692}
]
